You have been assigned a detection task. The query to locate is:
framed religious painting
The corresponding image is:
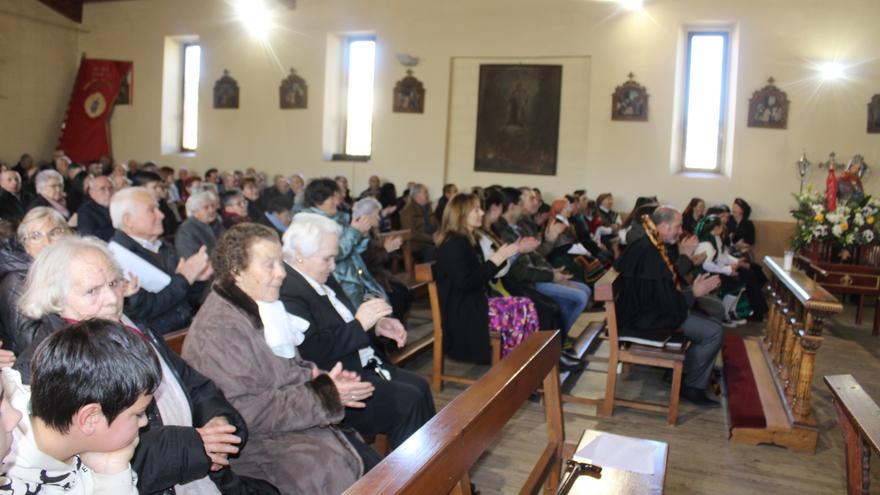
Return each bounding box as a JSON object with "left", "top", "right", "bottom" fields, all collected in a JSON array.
[
  {"left": 280, "top": 68, "right": 307, "bottom": 109},
  {"left": 868, "top": 94, "right": 880, "bottom": 134},
  {"left": 611, "top": 73, "right": 648, "bottom": 121},
  {"left": 393, "top": 70, "right": 425, "bottom": 113},
  {"left": 115, "top": 66, "right": 133, "bottom": 105},
  {"left": 747, "top": 77, "right": 789, "bottom": 129},
  {"left": 213, "top": 69, "right": 239, "bottom": 109},
  {"left": 474, "top": 64, "right": 562, "bottom": 176}
]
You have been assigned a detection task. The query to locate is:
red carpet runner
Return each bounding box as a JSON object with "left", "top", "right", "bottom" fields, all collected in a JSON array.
[{"left": 721, "top": 334, "right": 766, "bottom": 429}]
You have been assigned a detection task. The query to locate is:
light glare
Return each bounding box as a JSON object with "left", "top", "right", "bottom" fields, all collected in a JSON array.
[
  {"left": 620, "top": 0, "right": 644, "bottom": 11},
  {"left": 181, "top": 45, "right": 200, "bottom": 151},
  {"left": 235, "top": 0, "right": 272, "bottom": 38},
  {"left": 818, "top": 62, "right": 845, "bottom": 81}
]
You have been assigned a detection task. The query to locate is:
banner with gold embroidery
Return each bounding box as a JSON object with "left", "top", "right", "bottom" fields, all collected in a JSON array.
[{"left": 58, "top": 58, "right": 133, "bottom": 163}]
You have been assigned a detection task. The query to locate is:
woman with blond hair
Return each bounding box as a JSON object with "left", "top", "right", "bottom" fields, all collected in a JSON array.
[{"left": 434, "top": 193, "right": 541, "bottom": 365}]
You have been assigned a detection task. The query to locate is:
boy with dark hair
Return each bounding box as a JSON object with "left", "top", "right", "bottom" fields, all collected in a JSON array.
[{"left": 1, "top": 319, "right": 161, "bottom": 494}]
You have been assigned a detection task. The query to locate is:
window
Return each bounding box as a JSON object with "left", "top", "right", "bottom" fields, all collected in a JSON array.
[
  {"left": 680, "top": 32, "right": 730, "bottom": 172},
  {"left": 342, "top": 37, "right": 376, "bottom": 158},
  {"left": 181, "top": 44, "right": 201, "bottom": 152}
]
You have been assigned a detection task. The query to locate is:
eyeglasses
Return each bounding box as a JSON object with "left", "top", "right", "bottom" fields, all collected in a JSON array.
[{"left": 25, "top": 226, "right": 69, "bottom": 243}]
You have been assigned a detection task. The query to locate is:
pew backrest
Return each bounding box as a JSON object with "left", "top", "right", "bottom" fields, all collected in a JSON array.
[{"left": 344, "top": 330, "right": 564, "bottom": 495}]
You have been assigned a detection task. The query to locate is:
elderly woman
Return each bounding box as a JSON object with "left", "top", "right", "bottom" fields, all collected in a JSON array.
[
  {"left": 219, "top": 190, "right": 249, "bottom": 229},
  {"left": 27, "top": 169, "right": 69, "bottom": 220},
  {"left": 0, "top": 208, "right": 72, "bottom": 355},
  {"left": 303, "top": 178, "right": 386, "bottom": 308},
  {"left": 16, "top": 236, "right": 276, "bottom": 494},
  {"left": 352, "top": 197, "right": 411, "bottom": 319},
  {"left": 280, "top": 213, "right": 434, "bottom": 450},
  {"left": 176, "top": 190, "right": 224, "bottom": 258},
  {"left": 184, "top": 223, "right": 377, "bottom": 494}
]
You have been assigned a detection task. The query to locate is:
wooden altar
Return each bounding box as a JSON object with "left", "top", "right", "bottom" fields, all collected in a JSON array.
[
  {"left": 798, "top": 242, "right": 880, "bottom": 336},
  {"left": 722, "top": 256, "right": 842, "bottom": 452}
]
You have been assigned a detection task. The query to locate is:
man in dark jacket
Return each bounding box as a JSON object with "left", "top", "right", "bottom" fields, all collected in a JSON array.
[
  {"left": 0, "top": 169, "right": 33, "bottom": 223},
  {"left": 109, "top": 187, "right": 212, "bottom": 334},
  {"left": 613, "top": 206, "right": 723, "bottom": 406},
  {"left": 76, "top": 175, "right": 116, "bottom": 241}
]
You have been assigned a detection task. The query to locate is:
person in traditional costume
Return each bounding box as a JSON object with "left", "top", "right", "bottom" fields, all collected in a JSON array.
[{"left": 613, "top": 206, "right": 724, "bottom": 406}]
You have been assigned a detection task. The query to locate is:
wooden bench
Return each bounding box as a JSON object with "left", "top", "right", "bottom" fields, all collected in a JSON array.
[
  {"left": 825, "top": 374, "right": 880, "bottom": 494},
  {"left": 594, "top": 269, "right": 686, "bottom": 426},
  {"left": 164, "top": 328, "right": 188, "bottom": 355},
  {"left": 344, "top": 331, "right": 566, "bottom": 495}
]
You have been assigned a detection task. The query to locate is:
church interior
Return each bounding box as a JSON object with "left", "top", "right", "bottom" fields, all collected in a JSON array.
[{"left": 1, "top": 0, "right": 880, "bottom": 493}]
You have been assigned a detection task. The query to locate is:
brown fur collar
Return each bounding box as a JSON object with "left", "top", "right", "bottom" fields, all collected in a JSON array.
[{"left": 212, "top": 282, "right": 264, "bottom": 330}]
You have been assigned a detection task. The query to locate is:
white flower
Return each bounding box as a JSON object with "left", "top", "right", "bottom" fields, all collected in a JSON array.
[
  {"left": 812, "top": 204, "right": 825, "bottom": 214},
  {"left": 864, "top": 230, "right": 875, "bottom": 243},
  {"left": 832, "top": 224, "right": 845, "bottom": 237},
  {"left": 855, "top": 214, "right": 865, "bottom": 227}
]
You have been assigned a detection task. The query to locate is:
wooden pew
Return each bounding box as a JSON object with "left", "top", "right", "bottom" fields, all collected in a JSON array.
[
  {"left": 164, "top": 328, "right": 188, "bottom": 355},
  {"left": 593, "top": 269, "right": 686, "bottom": 426},
  {"left": 825, "top": 374, "right": 880, "bottom": 495},
  {"left": 344, "top": 330, "right": 565, "bottom": 495}
]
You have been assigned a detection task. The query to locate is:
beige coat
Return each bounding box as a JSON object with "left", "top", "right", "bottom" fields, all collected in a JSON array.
[{"left": 183, "top": 284, "right": 363, "bottom": 494}]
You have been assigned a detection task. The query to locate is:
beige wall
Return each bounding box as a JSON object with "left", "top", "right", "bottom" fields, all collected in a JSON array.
[
  {"left": 15, "top": 0, "right": 877, "bottom": 221},
  {"left": 0, "top": 0, "right": 80, "bottom": 165}
]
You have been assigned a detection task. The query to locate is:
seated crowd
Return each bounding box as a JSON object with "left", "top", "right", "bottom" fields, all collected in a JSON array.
[{"left": 0, "top": 152, "right": 767, "bottom": 492}]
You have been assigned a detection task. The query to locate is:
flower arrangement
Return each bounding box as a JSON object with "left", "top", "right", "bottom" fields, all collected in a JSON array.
[{"left": 790, "top": 187, "right": 880, "bottom": 250}]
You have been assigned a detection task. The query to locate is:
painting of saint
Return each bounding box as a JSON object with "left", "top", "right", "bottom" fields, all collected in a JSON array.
[{"left": 474, "top": 64, "right": 562, "bottom": 176}]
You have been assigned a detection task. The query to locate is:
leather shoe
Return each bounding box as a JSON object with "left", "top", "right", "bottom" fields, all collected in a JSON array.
[
  {"left": 680, "top": 386, "right": 720, "bottom": 407},
  {"left": 559, "top": 355, "right": 585, "bottom": 373}
]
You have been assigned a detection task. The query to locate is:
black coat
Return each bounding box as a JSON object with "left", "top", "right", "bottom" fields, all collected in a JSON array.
[
  {"left": 26, "top": 194, "right": 69, "bottom": 219},
  {"left": 279, "top": 265, "right": 379, "bottom": 372},
  {"left": 76, "top": 200, "right": 115, "bottom": 241},
  {"left": 0, "top": 189, "right": 32, "bottom": 223},
  {"left": 0, "top": 237, "right": 38, "bottom": 354},
  {"left": 111, "top": 230, "right": 204, "bottom": 334},
  {"left": 613, "top": 236, "right": 691, "bottom": 340},
  {"left": 15, "top": 314, "right": 277, "bottom": 495},
  {"left": 435, "top": 233, "right": 501, "bottom": 364}
]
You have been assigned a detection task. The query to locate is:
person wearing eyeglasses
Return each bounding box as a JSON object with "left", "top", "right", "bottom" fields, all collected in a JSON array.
[
  {"left": 27, "top": 170, "right": 69, "bottom": 221},
  {"left": 0, "top": 207, "right": 73, "bottom": 355},
  {"left": 219, "top": 190, "right": 250, "bottom": 229}
]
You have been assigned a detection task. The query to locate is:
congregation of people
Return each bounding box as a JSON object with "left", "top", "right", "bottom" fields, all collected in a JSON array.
[{"left": 0, "top": 150, "right": 770, "bottom": 493}]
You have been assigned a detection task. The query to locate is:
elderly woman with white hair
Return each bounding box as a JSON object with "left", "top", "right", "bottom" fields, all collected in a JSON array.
[
  {"left": 279, "top": 213, "right": 435, "bottom": 452},
  {"left": 15, "top": 236, "right": 278, "bottom": 494},
  {"left": 0, "top": 207, "right": 72, "bottom": 356},
  {"left": 184, "top": 223, "right": 378, "bottom": 494},
  {"left": 176, "top": 190, "right": 224, "bottom": 258},
  {"left": 27, "top": 169, "right": 69, "bottom": 220}
]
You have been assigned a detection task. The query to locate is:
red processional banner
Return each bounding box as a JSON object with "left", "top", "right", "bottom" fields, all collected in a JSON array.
[{"left": 58, "top": 58, "right": 133, "bottom": 163}]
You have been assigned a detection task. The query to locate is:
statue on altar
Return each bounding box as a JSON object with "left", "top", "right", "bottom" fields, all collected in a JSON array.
[{"left": 838, "top": 155, "right": 866, "bottom": 203}]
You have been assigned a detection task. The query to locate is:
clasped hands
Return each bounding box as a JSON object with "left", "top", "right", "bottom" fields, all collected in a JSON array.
[{"left": 313, "top": 363, "right": 376, "bottom": 409}]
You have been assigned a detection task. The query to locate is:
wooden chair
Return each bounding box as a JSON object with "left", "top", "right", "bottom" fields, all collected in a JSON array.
[
  {"left": 164, "top": 328, "right": 188, "bottom": 355},
  {"left": 344, "top": 331, "right": 567, "bottom": 495},
  {"left": 825, "top": 374, "right": 880, "bottom": 495},
  {"left": 594, "top": 269, "right": 686, "bottom": 426},
  {"left": 417, "top": 262, "right": 502, "bottom": 392}
]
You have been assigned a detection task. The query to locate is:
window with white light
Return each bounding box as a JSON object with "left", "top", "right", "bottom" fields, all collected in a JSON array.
[
  {"left": 342, "top": 37, "right": 376, "bottom": 158},
  {"left": 181, "top": 44, "right": 201, "bottom": 152},
  {"left": 681, "top": 32, "right": 730, "bottom": 172}
]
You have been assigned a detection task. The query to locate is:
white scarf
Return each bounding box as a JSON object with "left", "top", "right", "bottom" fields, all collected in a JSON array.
[{"left": 256, "top": 300, "right": 310, "bottom": 358}]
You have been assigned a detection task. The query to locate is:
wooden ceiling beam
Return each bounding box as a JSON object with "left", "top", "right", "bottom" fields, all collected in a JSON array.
[{"left": 35, "top": 0, "right": 82, "bottom": 23}]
